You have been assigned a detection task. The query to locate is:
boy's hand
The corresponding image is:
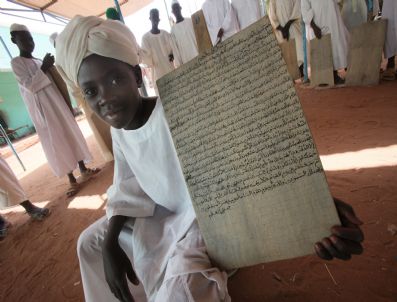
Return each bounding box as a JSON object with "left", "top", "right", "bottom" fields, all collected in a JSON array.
[
  {"left": 103, "top": 241, "right": 139, "bottom": 302},
  {"left": 310, "top": 20, "right": 322, "bottom": 40},
  {"left": 41, "top": 53, "right": 54, "bottom": 72},
  {"left": 169, "top": 53, "right": 174, "bottom": 62},
  {"left": 315, "top": 198, "right": 364, "bottom": 261}
]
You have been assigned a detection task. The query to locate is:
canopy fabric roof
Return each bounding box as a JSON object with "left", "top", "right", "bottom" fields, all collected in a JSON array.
[{"left": 12, "top": 0, "right": 154, "bottom": 19}]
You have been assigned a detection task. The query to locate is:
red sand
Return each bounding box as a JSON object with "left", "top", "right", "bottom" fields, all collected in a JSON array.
[{"left": 1, "top": 82, "right": 396, "bottom": 302}]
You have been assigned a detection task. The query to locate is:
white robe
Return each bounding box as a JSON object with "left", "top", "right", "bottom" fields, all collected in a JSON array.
[
  {"left": 341, "top": 0, "right": 368, "bottom": 31},
  {"left": 77, "top": 100, "right": 230, "bottom": 302},
  {"left": 0, "top": 156, "right": 27, "bottom": 208},
  {"left": 231, "top": 0, "right": 262, "bottom": 30},
  {"left": 301, "top": 0, "right": 350, "bottom": 70},
  {"left": 383, "top": 0, "right": 397, "bottom": 59},
  {"left": 269, "top": 0, "right": 304, "bottom": 65},
  {"left": 202, "top": 0, "right": 240, "bottom": 45},
  {"left": 141, "top": 30, "right": 175, "bottom": 85},
  {"left": 11, "top": 57, "right": 92, "bottom": 177},
  {"left": 170, "top": 18, "right": 199, "bottom": 67}
]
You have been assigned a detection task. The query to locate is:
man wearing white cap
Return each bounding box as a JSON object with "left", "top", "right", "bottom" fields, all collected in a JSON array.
[
  {"left": 231, "top": 0, "right": 263, "bottom": 30},
  {"left": 202, "top": 0, "right": 240, "bottom": 45},
  {"left": 9, "top": 24, "right": 99, "bottom": 197},
  {"left": 56, "top": 15, "right": 230, "bottom": 302},
  {"left": 170, "top": 0, "right": 199, "bottom": 67},
  {"left": 141, "top": 9, "right": 175, "bottom": 94}
]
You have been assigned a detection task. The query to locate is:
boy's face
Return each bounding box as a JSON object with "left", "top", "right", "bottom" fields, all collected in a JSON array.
[
  {"left": 12, "top": 31, "right": 35, "bottom": 53},
  {"left": 172, "top": 4, "right": 182, "bottom": 17},
  {"left": 150, "top": 10, "right": 160, "bottom": 27},
  {"left": 77, "top": 54, "right": 142, "bottom": 129}
]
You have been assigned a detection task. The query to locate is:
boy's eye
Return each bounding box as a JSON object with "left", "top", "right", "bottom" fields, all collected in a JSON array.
[
  {"left": 111, "top": 77, "right": 123, "bottom": 86},
  {"left": 83, "top": 88, "right": 97, "bottom": 97}
]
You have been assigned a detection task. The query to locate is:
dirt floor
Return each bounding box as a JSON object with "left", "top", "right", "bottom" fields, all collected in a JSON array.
[{"left": 0, "top": 81, "right": 396, "bottom": 302}]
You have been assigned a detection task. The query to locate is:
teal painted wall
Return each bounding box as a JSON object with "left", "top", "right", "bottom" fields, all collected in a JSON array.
[{"left": 0, "top": 71, "right": 34, "bottom": 136}]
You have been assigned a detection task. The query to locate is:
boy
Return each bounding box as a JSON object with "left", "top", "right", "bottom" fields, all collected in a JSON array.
[
  {"left": 231, "top": 0, "right": 263, "bottom": 30},
  {"left": 202, "top": 0, "right": 240, "bottom": 45},
  {"left": 0, "top": 155, "right": 49, "bottom": 239},
  {"left": 56, "top": 16, "right": 364, "bottom": 302},
  {"left": 268, "top": 0, "right": 304, "bottom": 77},
  {"left": 301, "top": 0, "right": 350, "bottom": 84},
  {"left": 141, "top": 9, "right": 174, "bottom": 94},
  {"left": 10, "top": 24, "right": 99, "bottom": 197},
  {"left": 170, "top": 0, "right": 199, "bottom": 67}
]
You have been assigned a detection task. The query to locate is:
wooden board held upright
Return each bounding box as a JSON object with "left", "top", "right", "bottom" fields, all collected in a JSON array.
[
  {"left": 192, "top": 10, "right": 213, "bottom": 54},
  {"left": 158, "top": 18, "right": 340, "bottom": 269},
  {"left": 346, "top": 20, "right": 387, "bottom": 86},
  {"left": 310, "top": 34, "right": 334, "bottom": 87},
  {"left": 280, "top": 39, "right": 300, "bottom": 80}
]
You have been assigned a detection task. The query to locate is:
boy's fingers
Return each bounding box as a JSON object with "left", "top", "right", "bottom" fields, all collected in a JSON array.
[
  {"left": 331, "top": 226, "right": 364, "bottom": 242},
  {"left": 321, "top": 238, "right": 351, "bottom": 260},
  {"left": 126, "top": 265, "right": 139, "bottom": 285},
  {"left": 315, "top": 243, "right": 333, "bottom": 260},
  {"left": 119, "top": 278, "right": 134, "bottom": 302},
  {"left": 334, "top": 198, "right": 363, "bottom": 226},
  {"left": 329, "top": 235, "right": 363, "bottom": 255}
]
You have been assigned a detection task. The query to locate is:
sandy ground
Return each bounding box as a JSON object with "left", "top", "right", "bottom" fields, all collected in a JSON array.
[{"left": 0, "top": 82, "right": 396, "bottom": 302}]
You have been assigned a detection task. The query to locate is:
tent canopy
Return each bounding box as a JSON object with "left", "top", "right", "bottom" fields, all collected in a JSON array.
[{"left": 11, "top": 0, "right": 154, "bottom": 19}]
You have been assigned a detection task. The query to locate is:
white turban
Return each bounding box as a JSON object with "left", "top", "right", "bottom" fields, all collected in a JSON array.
[
  {"left": 55, "top": 15, "right": 140, "bottom": 96},
  {"left": 171, "top": 0, "right": 180, "bottom": 5},
  {"left": 49, "top": 32, "right": 58, "bottom": 47},
  {"left": 10, "top": 23, "right": 29, "bottom": 33}
]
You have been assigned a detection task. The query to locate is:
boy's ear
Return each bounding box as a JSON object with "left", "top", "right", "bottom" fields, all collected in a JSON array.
[{"left": 133, "top": 65, "right": 143, "bottom": 88}]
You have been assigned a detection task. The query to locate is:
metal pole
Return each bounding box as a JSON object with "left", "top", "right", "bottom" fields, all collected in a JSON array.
[
  {"left": 0, "top": 36, "right": 13, "bottom": 60},
  {"left": 302, "top": 19, "right": 309, "bottom": 82},
  {"left": 113, "top": 0, "right": 125, "bottom": 23},
  {"left": 0, "top": 124, "right": 26, "bottom": 171},
  {"left": 163, "top": 0, "right": 172, "bottom": 28}
]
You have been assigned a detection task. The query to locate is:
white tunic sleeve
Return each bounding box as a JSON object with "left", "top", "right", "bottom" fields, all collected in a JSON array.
[
  {"left": 221, "top": 0, "right": 240, "bottom": 36},
  {"left": 170, "top": 29, "right": 183, "bottom": 68},
  {"left": 268, "top": 0, "right": 280, "bottom": 28},
  {"left": 106, "top": 136, "right": 156, "bottom": 220},
  {"left": 140, "top": 34, "right": 154, "bottom": 68},
  {"left": 11, "top": 57, "right": 52, "bottom": 94},
  {"left": 290, "top": 0, "right": 302, "bottom": 21},
  {"left": 301, "top": 0, "right": 314, "bottom": 25}
]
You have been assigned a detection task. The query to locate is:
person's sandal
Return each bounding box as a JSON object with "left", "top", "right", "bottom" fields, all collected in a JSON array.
[
  {"left": 66, "top": 182, "right": 80, "bottom": 197},
  {"left": 27, "top": 207, "right": 50, "bottom": 221},
  {"left": 80, "top": 168, "right": 101, "bottom": 183},
  {"left": 0, "top": 220, "right": 11, "bottom": 240}
]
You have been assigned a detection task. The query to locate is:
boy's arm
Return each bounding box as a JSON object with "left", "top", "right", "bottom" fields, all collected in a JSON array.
[
  {"left": 11, "top": 57, "right": 52, "bottom": 94},
  {"left": 103, "top": 215, "right": 139, "bottom": 302},
  {"left": 315, "top": 198, "right": 364, "bottom": 260}
]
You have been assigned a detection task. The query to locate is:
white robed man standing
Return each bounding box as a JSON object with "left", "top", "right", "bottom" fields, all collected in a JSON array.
[
  {"left": 231, "top": 0, "right": 263, "bottom": 30},
  {"left": 141, "top": 9, "right": 175, "bottom": 94},
  {"left": 170, "top": 0, "right": 199, "bottom": 67},
  {"left": 9, "top": 24, "right": 99, "bottom": 197},
  {"left": 301, "top": 0, "right": 350, "bottom": 84},
  {"left": 269, "top": 0, "right": 304, "bottom": 76},
  {"left": 382, "top": 0, "right": 397, "bottom": 80},
  {"left": 0, "top": 155, "right": 49, "bottom": 238},
  {"left": 202, "top": 0, "right": 240, "bottom": 45},
  {"left": 341, "top": 0, "right": 368, "bottom": 31}
]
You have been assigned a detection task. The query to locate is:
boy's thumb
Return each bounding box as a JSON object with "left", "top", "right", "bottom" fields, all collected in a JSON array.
[{"left": 126, "top": 266, "right": 139, "bottom": 285}]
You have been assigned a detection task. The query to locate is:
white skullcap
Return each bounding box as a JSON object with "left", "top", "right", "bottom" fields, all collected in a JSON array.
[
  {"left": 49, "top": 32, "right": 58, "bottom": 47},
  {"left": 10, "top": 23, "right": 29, "bottom": 33},
  {"left": 55, "top": 15, "right": 140, "bottom": 96},
  {"left": 171, "top": 0, "right": 180, "bottom": 5}
]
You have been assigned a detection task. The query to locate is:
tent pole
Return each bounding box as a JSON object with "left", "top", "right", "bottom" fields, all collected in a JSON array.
[
  {"left": 0, "top": 124, "right": 26, "bottom": 171},
  {"left": 113, "top": 0, "right": 125, "bottom": 23}
]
